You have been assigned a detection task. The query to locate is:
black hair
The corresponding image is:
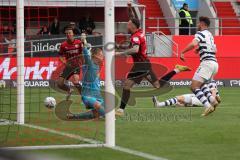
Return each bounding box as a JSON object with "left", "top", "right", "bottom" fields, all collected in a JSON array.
[
  {"left": 130, "top": 18, "right": 140, "bottom": 29},
  {"left": 183, "top": 3, "right": 188, "bottom": 7},
  {"left": 64, "top": 25, "right": 74, "bottom": 32},
  {"left": 199, "top": 16, "right": 210, "bottom": 27}
]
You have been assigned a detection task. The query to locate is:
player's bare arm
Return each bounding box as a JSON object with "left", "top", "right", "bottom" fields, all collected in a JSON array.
[
  {"left": 180, "top": 39, "right": 199, "bottom": 61},
  {"left": 115, "top": 45, "right": 139, "bottom": 56}
]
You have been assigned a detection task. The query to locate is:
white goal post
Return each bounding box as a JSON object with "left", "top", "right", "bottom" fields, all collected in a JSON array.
[
  {"left": 104, "top": 0, "right": 116, "bottom": 147},
  {"left": 17, "top": 0, "right": 25, "bottom": 125},
  {"left": 16, "top": 0, "right": 116, "bottom": 146}
]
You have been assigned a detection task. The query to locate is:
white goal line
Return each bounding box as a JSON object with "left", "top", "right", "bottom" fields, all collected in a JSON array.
[
  {"left": 1, "top": 120, "right": 168, "bottom": 160},
  {"left": 3, "top": 144, "right": 103, "bottom": 151}
]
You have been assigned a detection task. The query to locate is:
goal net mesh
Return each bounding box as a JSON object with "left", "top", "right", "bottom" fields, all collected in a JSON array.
[{"left": 0, "top": 0, "right": 108, "bottom": 148}]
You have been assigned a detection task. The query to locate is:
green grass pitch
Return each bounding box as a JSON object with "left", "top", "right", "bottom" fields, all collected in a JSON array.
[{"left": 0, "top": 87, "right": 240, "bottom": 160}]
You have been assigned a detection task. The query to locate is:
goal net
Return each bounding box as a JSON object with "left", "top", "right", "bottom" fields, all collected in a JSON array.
[{"left": 0, "top": 0, "right": 117, "bottom": 149}]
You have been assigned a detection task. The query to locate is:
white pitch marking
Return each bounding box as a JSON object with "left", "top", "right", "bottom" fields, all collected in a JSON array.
[
  {"left": 109, "top": 146, "right": 168, "bottom": 160},
  {"left": 4, "top": 144, "right": 103, "bottom": 150},
  {"left": 21, "top": 123, "right": 102, "bottom": 144},
  {"left": 3, "top": 121, "right": 168, "bottom": 160}
]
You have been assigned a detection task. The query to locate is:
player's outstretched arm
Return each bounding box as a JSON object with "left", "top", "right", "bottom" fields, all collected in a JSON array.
[
  {"left": 127, "top": 1, "right": 137, "bottom": 19},
  {"left": 180, "top": 39, "right": 199, "bottom": 61},
  {"left": 82, "top": 47, "right": 92, "bottom": 64}
]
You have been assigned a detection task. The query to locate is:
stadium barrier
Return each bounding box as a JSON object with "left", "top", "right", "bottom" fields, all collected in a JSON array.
[{"left": 147, "top": 17, "right": 240, "bottom": 35}]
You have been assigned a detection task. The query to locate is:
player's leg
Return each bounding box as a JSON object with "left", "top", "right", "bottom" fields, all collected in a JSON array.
[
  {"left": 198, "top": 62, "right": 219, "bottom": 113},
  {"left": 57, "top": 76, "right": 72, "bottom": 100},
  {"left": 152, "top": 96, "right": 178, "bottom": 107},
  {"left": 146, "top": 64, "right": 191, "bottom": 89},
  {"left": 191, "top": 79, "right": 212, "bottom": 108},
  {"left": 208, "top": 80, "right": 221, "bottom": 103},
  {"left": 179, "top": 94, "right": 203, "bottom": 107},
  {"left": 116, "top": 79, "right": 135, "bottom": 116},
  {"left": 201, "top": 83, "right": 217, "bottom": 107},
  {"left": 92, "top": 99, "right": 105, "bottom": 118},
  {"left": 191, "top": 96, "right": 204, "bottom": 107},
  {"left": 159, "top": 65, "right": 191, "bottom": 87},
  {"left": 57, "top": 76, "right": 70, "bottom": 91},
  {"left": 191, "top": 73, "right": 215, "bottom": 116},
  {"left": 83, "top": 97, "right": 105, "bottom": 119},
  {"left": 67, "top": 110, "right": 94, "bottom": 120},
  {"left": 67, "top": 97, "right": 104, "bottom": 120},
  {"left": 146, "top": 64, "right": 191, "bottom": 107},
  {"left": 72, "top": 73, "right": 82, "bottom": 95},
  {"left": 176, "top": 94, "right": 203, "bottom": 107},
  {"left": 153, "top": 94, "right": 203, "bottom": 108},
  {"left": 117, "top": 62, "right": 146, "bottom": 116},
  {"left": 57, "top": 66, "right": 74, "bottom": 100},
  {"left": 57, "top": 66, "right": 72, "bottom": 92}
]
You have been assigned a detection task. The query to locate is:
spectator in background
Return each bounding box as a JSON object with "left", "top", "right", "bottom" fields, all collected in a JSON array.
[
  {"left": 79, "top": 14, "right": 95, "bottom": 35},
  {"left": 38, "top": 25, "right": 50, "bottom": 35},
  {"left": 9, "top": 21, "right": 16, "bottom": 34},
  {"left": 4, "top": 34, "right": 16, "bottom": 56},
  {"left": 179, "top": 3, "right": 193, "bottom": 35},
  {"left": 69, "top": 22, "right": 81, "bottom": 35},
  {"left": 0, "top": 22, "right": 16, "bottom": 35},
  {"left": 2, "top": 25, "right": 11, "bottom": 35},
  {"left": 50, "top": 17, "right": 60, "bottom": 35}
]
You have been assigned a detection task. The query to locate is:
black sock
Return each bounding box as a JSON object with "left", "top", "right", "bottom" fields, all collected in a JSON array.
[
  {"left": 74, "top": 84, "right": 82, "bottom": 94},
  {"left": 120, "top": 89, "right": 130, "bottom": 110},
  {"left": 58, "top": 83, "right": 70, "bottom": 92},
  {"left": 159, "top": 71, "right": 176, "bottom": 86}
]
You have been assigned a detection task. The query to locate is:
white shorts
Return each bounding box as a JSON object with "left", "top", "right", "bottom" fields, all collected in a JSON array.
[
  {"left": 193, "top": 61, "right": 219, "bottom": 82},
  {"left": 182, "top": 94, "right": 195, "bottom": 104},
  {"left": 181, "top": 94, "right": 203, "bottom": 107},
  {"left": 191, "top": 96, "right": 203, "bottom": 106}
]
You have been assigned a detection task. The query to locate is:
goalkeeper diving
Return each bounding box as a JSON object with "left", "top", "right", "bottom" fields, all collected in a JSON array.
[{"left": 67, "top": 35, "right": 105, "bottom": 120}]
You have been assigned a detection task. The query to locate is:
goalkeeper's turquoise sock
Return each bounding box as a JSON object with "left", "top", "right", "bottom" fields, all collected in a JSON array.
[
  {"left": 74, "top": 112, "right": 94, "bottom": 120},
  {"left": 72, "top": 107, "right": 105, "bottom": 120}
]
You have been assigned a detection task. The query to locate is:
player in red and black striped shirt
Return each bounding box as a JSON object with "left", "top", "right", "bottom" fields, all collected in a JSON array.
[
  {"left": 115, "top": 2, "right": 191, "bottom": 116},
  {"left": 57, "top": 26, "right": 83, "bottom": 100}
]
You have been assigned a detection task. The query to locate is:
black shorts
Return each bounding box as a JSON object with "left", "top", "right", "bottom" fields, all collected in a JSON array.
[
  {"left": 60, "top": 65, "right": 80, "bottom": 80},
  {"left": 127, "top": 60, "right": 158, "bottom": 84}
]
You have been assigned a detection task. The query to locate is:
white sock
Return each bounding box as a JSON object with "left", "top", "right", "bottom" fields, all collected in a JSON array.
[
  {"left": 174, "top": 68, "right": 180, "bottom": 73},
  {"left": 117, "top": 108, "right": 124, "bottom": 113},
  {"left": 157, "top": 102, "right": 166, "bottom": 107},
  {"left": 157, "top": 97, "right": 178, "bottom": 107}
]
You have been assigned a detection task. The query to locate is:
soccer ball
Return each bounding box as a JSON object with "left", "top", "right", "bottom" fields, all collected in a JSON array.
[{"left": 44, "top": 97, "right": 56, "bottom": 109}]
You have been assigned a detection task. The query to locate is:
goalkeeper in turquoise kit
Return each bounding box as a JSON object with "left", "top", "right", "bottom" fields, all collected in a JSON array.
[{"left": 68, "top": 37, "right": 105, "bottom": 120}]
